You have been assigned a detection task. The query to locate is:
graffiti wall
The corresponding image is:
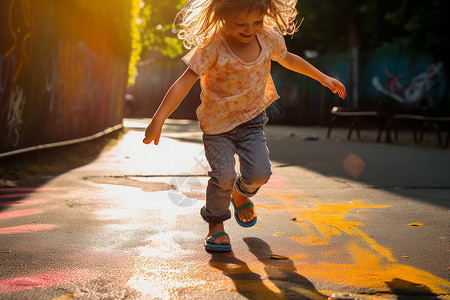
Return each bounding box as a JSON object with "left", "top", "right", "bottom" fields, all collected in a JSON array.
[
  {"left": 362, "top": 44, "right": 447, "bottom": 115},
  {"left": 270, "top": 44, "right": 448, "bottom": 125},
  {"left": 0, "top": 0, "right": 131, "bottom": 154}
]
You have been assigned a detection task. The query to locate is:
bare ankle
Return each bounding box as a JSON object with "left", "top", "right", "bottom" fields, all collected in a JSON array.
[
  {"left": 232, "top": 190, "right": 248, "bottom": 204},
  {"left": 208, "top": 222, "right": 224, "bottom": 233}
]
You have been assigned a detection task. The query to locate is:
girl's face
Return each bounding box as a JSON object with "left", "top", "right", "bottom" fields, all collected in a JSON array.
[{"left": 223, "top": 10, "right": 265, "bottom": 44}]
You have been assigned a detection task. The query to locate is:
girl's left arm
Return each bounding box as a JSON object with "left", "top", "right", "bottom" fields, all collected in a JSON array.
[{"left": 278, "top": 52, "right": 346, "bottom": 99}]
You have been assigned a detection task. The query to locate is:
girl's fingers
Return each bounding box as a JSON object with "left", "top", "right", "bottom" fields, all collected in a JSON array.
[
  {"left": 336, "top": 83, "right": 346, "bottom": 99},
  {"left": 143, "top": 136, "right": 155, "bottom": 144},
  {"left": 143, "top": 135, "right": 161, "bottom": 145}
]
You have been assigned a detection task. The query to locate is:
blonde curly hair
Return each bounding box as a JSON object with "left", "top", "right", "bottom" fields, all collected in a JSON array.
[{"left": 176, "top": 0, "right": 298, "bottom": 49}]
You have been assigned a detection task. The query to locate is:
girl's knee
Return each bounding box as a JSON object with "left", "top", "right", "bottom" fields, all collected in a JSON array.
[
  {"left": 243, "top": 167, "right": 272, "bottom": 187},
  {"left": 254, "top": 169, "right": 272, "bottom": 186}
]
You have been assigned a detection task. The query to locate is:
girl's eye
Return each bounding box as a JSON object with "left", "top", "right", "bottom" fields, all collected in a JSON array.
[{"left": 235, "top": 21, "right": 262, "bottom": 27}]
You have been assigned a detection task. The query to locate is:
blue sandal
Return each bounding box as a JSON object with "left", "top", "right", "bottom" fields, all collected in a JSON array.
[
  {"left": 231, "top": 197, "right": 257, "bottom": 227},
  {"left": 205, "top": 231, "right": 231, "bottom": 252}
]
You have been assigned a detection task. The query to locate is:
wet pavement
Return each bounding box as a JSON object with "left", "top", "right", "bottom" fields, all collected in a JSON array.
[{"left": 0, "top": 118, "right": 449, "bottom": 299}]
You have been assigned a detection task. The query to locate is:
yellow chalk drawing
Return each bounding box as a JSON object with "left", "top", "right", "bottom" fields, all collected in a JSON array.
[
  {"left": 408, "top": 223, "right": 426, "bottom": 227},
  {"left": 256, "top": 188, "right": 450, "bottom": 295},
  {"left": 290, "top": 199, "right": 396, "bottom": 262}
]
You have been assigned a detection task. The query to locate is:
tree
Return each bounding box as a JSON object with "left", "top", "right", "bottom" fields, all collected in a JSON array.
[
  {"left": 128, "top": 0, "right": 185, "bottom": 85},
  {"left": 287, "top": 0, "right": 449, "bottom": 105},
  {"left": 138, "top": 0, "right": 186, "bottom": 59},
  {"left": 384, "top": 0, "right": 449, "bottom": 67}
]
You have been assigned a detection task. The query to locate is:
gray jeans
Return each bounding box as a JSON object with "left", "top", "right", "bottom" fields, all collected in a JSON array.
[{"left": 200, "top": 113, "right": 272, "bottom": 223}]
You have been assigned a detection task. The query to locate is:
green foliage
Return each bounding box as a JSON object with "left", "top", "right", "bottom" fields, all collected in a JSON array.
[
  {"left": 288, "top": 0, "right": 448, "bottom": 61},
  {"left": 128, "top": 0, "right": 186, "bottom": 85},
  {"left": 383, "top": 0, "right": 448, "bottom": 62},
  {"left": 138, "top": 0, "right": 186, "bottom": 58},
  {"left": 128, "top": 0, "right": 143, "bottom": 85}
]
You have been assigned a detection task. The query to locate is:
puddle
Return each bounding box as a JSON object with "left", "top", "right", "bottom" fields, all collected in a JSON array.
[{"left": 86, "top": 176, "right": 175, "bottom": 193}]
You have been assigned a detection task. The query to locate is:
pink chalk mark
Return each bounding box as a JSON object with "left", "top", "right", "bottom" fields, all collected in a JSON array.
[
  {"left": 0, "top": 224, "right": 57, "bottom": 234},
  {"left": 0, "top": 269, "right": 94, "bottom": 293},
  {"left": 265, "top": 173, "right": 289, "bottom": 189},
  {"left": 0, "top": 208, "right": 45, "bottom": 220},
  {"left": 0, "top": 193, "right": 34, "bottom": 199},
  {"left": 0, "top": 198, "right": 50, "bottom": 208}
]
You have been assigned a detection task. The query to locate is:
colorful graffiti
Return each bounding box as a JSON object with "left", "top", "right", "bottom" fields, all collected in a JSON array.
[
  {"left": 372, "top": 63, "right": 444, "bottom": 107},
  {"left": 1, "top": 0, "right": 30, "bottom": 148},
  {"left": 6, "top": 86, "right": 25, "bottom": 147},
  {"left": 0, "top": 0, "right": 130, "bottom": 155},
  {"left": 269, "top": 44, "right": 448, "bottom": 125}
]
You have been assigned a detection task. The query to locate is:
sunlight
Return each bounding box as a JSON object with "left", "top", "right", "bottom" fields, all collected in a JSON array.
[
  {"left": 112, "top": 130, "right": 208, "bottom": 176},
  {"left": 126, "top": 259, "right": 209, "bottom": 299}
]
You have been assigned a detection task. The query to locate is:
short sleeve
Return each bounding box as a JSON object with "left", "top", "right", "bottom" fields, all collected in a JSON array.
[
  {"left": 182, "top": 42, "right": 218, "bottom": 76},
  {"left": 269, "top": 30, "right": 288, "bottom": 62}
]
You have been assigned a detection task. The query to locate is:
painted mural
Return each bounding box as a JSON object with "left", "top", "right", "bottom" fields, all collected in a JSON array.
[
  {"left": 270, "top": 44, "right": 448, "bottom": 125},
  {"left": 0, "top": 0, "right": 130, "bottom": 155}
]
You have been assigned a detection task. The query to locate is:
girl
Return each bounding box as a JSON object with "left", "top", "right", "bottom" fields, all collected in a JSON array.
[{"left": 143, "top": 0, "right": 346, "bottom": 252}]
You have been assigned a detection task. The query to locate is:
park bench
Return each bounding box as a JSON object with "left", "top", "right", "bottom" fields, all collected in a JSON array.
[
  {"left": 326, "top": 106, "right": 387, "bottom": 142},
  {"left": 385, "top": 114, "right": 450, "bottom": 148},
  {"left": 327, "top": 106, "right": 450, "bottom": 148}
]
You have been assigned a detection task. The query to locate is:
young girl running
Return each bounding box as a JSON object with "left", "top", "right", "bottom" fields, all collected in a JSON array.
[{"left": 143, "top": 0, "right": 346, "bottom": 252}]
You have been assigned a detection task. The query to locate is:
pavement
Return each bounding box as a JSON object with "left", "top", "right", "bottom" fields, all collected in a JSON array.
[{"left": 0, "top": 118, "right": 449, "bottom": 300}]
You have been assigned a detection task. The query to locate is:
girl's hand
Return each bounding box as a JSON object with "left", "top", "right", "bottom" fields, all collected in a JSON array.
[
  {"left": 143, "top": 120, "right": 163, "bottom": 145},
  {"left": 322, "top": 76, "right": 346, "bottom": 99}
]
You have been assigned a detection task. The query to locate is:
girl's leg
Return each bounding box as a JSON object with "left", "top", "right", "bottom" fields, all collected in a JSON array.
[
  {"left": 234, "top": 114, "right": 272, "bottom": 222},
  {"left": 202, "top": 133, "right": 236, "bottom": 243}
]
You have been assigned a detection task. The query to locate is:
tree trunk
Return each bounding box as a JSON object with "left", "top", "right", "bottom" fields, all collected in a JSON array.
[{"left": 347, "top": 15, "right": 360, "bottom": 107}]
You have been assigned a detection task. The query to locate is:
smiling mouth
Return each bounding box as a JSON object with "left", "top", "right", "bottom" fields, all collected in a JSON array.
[{"left": 240, "top": 33, "right": 253, "bottom": 39}]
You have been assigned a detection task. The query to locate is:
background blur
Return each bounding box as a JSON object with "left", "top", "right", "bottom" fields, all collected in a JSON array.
[{"left": 1, "top": 0, "right": 448, "bottom": 155}]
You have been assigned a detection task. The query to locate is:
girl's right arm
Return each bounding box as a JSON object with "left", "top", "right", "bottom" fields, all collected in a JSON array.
[
  {"left": 278, "top": 52, "right": 346, "bottom": 99},
  {"left": 143, "top": 67, "right": 199, "bottom": 145}
]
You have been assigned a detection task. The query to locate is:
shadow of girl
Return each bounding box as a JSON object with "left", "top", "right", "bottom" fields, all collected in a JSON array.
[
  {"left": 243, "top": 237, "right": 328, "bottom": 300},
  {"left": 209, "top": 251, "right": 283, "bottom": 299}
]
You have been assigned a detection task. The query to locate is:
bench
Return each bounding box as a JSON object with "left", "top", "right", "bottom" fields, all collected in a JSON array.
[
  {"left": 385, "top": 114, "right": 450, "bottom": 148},
  {"left": 327, "top": 106, "right": 387, "bottom": 142}
]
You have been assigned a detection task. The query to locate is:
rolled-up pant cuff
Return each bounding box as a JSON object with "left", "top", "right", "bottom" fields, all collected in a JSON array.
[
  {"left": 200, "top": 206, "right": 231, "bottom": 223},
  {"left": 234, "top": 178, "right": 260, "bottom": 198}
]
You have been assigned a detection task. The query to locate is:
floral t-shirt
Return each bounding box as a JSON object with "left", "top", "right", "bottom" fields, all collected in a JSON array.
[{"left": 182, "top": 27, "right": 287, "bottom": 135}]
